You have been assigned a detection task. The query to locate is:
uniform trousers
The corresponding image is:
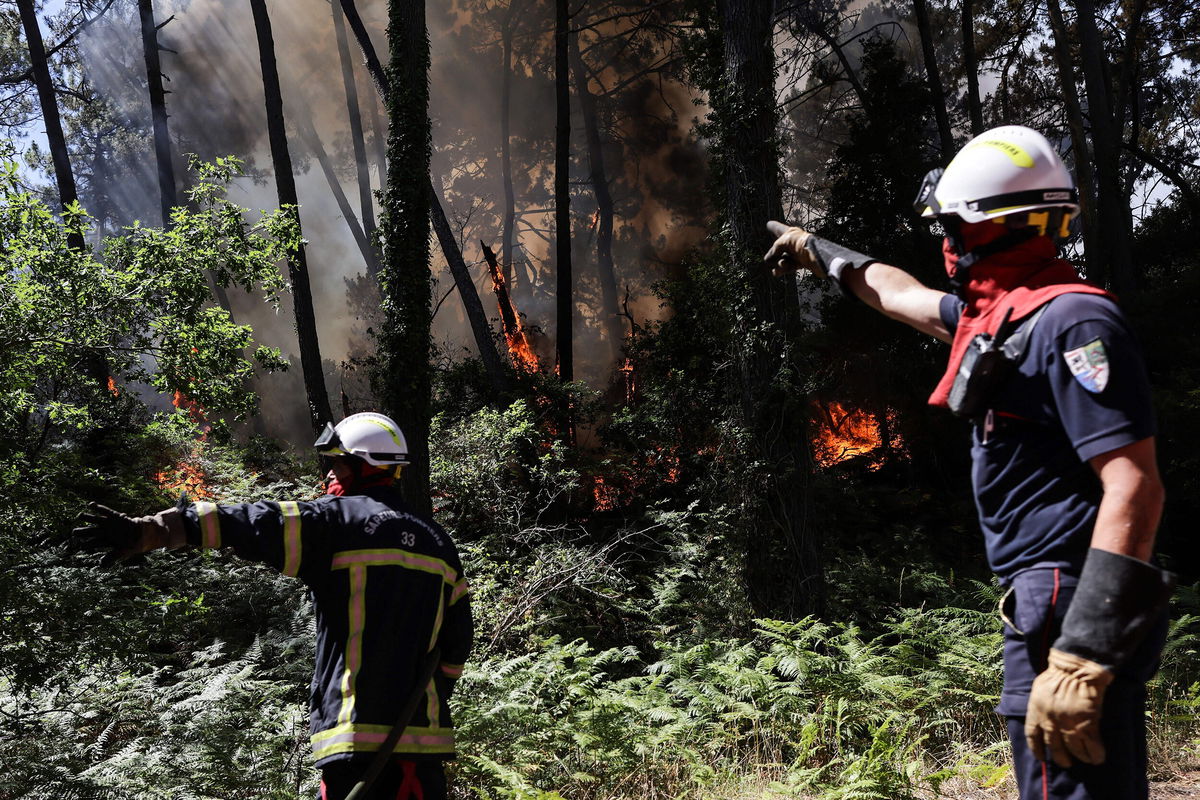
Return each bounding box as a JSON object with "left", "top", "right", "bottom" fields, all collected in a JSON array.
[{"left": 999, "top": 566, "right": 1167, "bottom": 799}]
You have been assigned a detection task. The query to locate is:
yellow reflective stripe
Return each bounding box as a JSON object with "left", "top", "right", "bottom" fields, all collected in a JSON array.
[
  {"left": 310, "top": 724, "right": 455, "bottom": 761},
  {"left": 450, "top": 577, "right": 470, "bottom": 605},
  {"left": 195, "top": 502, "right": 221, "bottom": 549},
  {"left": 279, "top": 501, "right": 302, "bottom": 577},
  {"left": 425, "top": 671, "right": 440, "bottom": 729},
  {"left": 338, "top": 565, "right": 367, "bottom": 725},
  {"left": 331, "top": 549, "right": 458, "bottom": 586},
  {"left": 440, "top": 663, "right": 464, "bottom": 679}
]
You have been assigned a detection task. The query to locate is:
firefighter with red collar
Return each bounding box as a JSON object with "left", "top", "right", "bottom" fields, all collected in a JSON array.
[
  {"left": 76, "top": 412, "right": 473, "bottom": 800},
  {"left": 765, "top": 125, "right": 1173, "bottom": 799}
]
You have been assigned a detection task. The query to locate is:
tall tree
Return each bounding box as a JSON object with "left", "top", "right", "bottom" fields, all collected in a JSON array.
[
  {"left": 498, "top": 0, "right": 522, "bottom": 286},
  {"left": 379, "top": 0, "right": 434, "bottom": 513},
  {"left": 335, "top": 0, "right": 508, "bottom": 408},
  {"left": 570, "top": 33, "right": 623, "bottom": 360},
  {"left": 554, "top": 0, "right": 572, "bottom": 383},
  {"left": 331, "top": 0, "right": 378, "bottom": 247},
  {"left": 1045, "top": 0, "right": 1100, "bottom": 272},
  {"left": 960, "top": 0, "right": 983, "bottom": 136},
  {"left": 912, "top": 0, "right": 954, "bottom": 157},
  {"left": 248, "top": 0, "right": 333, "bottom": 432},
  {"left": 1073, "top": 0, "right": 1135, "bottom": 292},
  {"left": 137, "top": 0, "right": 174, "bottom": 227},
  {"left": 712, "top": 0, "right": 822, "bottom": 617},
  {"left": 294, "top": 116, "right": 380, "bottom": 276},
  {"left": 17, "top": 0, "right": 84, "bottom": 252}
]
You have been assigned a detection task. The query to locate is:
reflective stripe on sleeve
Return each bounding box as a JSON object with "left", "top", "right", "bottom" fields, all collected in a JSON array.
[
  {"left": 195, "top": 502, "right": 221, "bottom": 549},
  {"left": 425, "top": 667, "right": 440, "bottom": 729},
  {"left": 439, "top": 663, "right": 464, "bottom": 679},
  {"left": 279, "top": 501, "right": 302, "bottom": 577},
  {"left": 337, "top": 564, "right": 367, "bottom": 725},
  {"left": 450, "top": 577, "right": 470, "bottom": 605}
]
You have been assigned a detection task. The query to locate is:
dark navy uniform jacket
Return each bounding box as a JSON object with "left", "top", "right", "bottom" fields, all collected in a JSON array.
[
  {"left": 181, "top": 486, "right": 473, "bottom": 767},
  {"left": 940, "top": 292, "right": 1156, "bottom": 581}
]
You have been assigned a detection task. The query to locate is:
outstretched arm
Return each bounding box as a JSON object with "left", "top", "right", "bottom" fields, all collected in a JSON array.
[
  {"left": 841, "top": 261, "right": 952, "bottom": 343},
  {"left": 764, "top": 221, "right": 951, "bottom": 342}
]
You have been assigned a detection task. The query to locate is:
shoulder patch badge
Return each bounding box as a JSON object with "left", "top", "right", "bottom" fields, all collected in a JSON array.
[{"left": 1062, "top": 338, "right": 1109, "bottom": 393}]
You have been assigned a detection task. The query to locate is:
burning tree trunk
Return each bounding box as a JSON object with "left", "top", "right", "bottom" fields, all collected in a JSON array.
[
  {"left": 554, "top": 0, "right": 573, "bottom": 384},
  {"left": 248, "top": 0, "right": 333, "bottom": 432},
  {"left": 570, "top": 34, "right": 623, "bottom": 362},
  {"left": 380, "top": 0, "right": 434, "bottom": 514},
  {"left": 331, "top": 0, "right": 378, "bottom": 247},
  {"left": 17, "top": 0, "right": 84, "bottom": 252},
  {"left": 481, "top": 241, "right": 539, "bottom": 373},
  {"left": 713, "top": 0, "right": 823, "bottom": 618},
  {"left": 428, "top": 188, "right": 512, "bottom": 398}
]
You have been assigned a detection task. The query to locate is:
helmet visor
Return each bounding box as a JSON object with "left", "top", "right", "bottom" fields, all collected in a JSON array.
[
  {"left": 314, "top": 422, "right": 342, "bottom": 453},
  {"left": 914, "top": 168, "right": 944, "bottom": 216}
]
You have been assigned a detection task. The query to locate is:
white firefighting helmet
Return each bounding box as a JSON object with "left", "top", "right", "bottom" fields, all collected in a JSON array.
[
  {"left": 314, "top": 412, "right": 410, "bottom": 466},
  {"left": 914, "top": 125, "right": 1080, "bottom": 232}
]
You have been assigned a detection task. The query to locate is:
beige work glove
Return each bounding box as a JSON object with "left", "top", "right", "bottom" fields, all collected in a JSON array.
[
  {"left": 1024, "top": 648, "right": 1114, "bottom": 767},
  {"left": 764, "top": 221, "right": 826, "bottom": 278}
]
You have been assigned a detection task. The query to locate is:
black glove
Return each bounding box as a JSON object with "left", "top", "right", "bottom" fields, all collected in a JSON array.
[{"left": 73, "top": 502, "right": 187, "bottom": 562}]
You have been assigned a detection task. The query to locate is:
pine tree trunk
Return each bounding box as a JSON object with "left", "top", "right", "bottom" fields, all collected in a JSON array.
[
  {"left": 961, "top": 0, "right": 983, "bottom": 136},
  {"left": 17, "top": 0, "right": 84, "bottom": 252},
  {"left": 248, "top": 0, "right": 333, "bottom": 432},
  {"left": 428, "top": 183, "right": 512, "bottom": 400},
  {"left": 380, "top": 0, "right": 434, "bottom": 513},
  {"left": 332, "top": 0, "right": 378, "bottom": 246},
  {"left": 1046, "top": 0, "right": 1100, "bottom": 275},
  {"left": 500, "top": 1, "right": 519, "bottom": 287},
  {"left": 570, "top": 34, "right": 623, "bottom": 362},
  {"left": 912, "top": 0, "right": 954, "bottom": 157},
  {"left": 139, "top": 0, "right": 232, "bottom": 313},
  {"left": 1073, "top": 0, "right": 1134, "bottom": 292},
  {"left": 554, "top": 0, "right": 572, "bottom": 383},
  {"left": 138, "top": 0, "right": 175, "bottom": 227},
  {"left": 295, "top": 117, "right": 381, "bottom": 277},
  {"left": 716, "top": 0, "right": 822, "bottom": 619}
]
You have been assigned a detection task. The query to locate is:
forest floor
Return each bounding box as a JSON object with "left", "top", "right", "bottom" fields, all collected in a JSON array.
[{"left": 931, "top": 771, "right": 1200, "bottom": 799}]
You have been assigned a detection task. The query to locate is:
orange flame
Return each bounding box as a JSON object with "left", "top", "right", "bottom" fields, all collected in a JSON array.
[
  {"left": 106, "top": 376, "right": 120, "bottom": 397},
  {"left": 482, "top": 241, "right": 540, "bottom": 373},
  {"left": 592, "top": 475, "right": 618, "bottom": 511},
  {"left": 618, "top": 357, "right": 636, "bottom": 404},
  {"left": 811, "top": 401, "right": 898, "bottom": 470},
  {"left": 154, "top": 389, "right": 213, "bottom": 498},
  {"left": 154, "top": 460, "right": 212, "bottom": 499}
]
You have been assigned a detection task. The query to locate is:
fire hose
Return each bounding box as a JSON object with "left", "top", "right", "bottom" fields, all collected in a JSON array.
[{"left": 344, "top": 646, "right": 443, "bottom": 800}]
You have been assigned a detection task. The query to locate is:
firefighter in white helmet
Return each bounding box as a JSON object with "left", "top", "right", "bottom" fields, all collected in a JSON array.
[
  {"left": 75, "top": 412, "right": 472, "bottom": 800},
  {"left": 766, "top": 125, "right": 1172, "bottom": 800}
]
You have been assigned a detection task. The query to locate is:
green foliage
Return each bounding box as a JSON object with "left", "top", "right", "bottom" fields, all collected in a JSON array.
[
  {"left": 453, "top": 608, "right": 1007, "bottom": 799},
  {"left": 0, "top": 156, "right": 293, "bottom": 443}
]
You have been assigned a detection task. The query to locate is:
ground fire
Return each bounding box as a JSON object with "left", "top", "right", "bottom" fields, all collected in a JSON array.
[
  {"left": 154, "top": 389, "right": 213, "bottom": 499},
  {"left": 810, "top": 401, "right": 897, "bottom": 469}
]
